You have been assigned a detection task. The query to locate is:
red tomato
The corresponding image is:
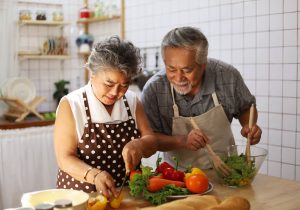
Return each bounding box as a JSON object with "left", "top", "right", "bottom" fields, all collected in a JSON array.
[
  {"left": 185, "top": 174, "right": 209, "bottom": 194},
  {"left": 129, "top": 171, "right": 142, "bottom": 181}
]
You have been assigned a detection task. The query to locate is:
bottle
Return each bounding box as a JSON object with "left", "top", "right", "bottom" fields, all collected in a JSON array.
[
  {"left": 35, "top": 203, "right": 54, "bottom": 210},
  {"left": 79, "top": 0, "right": 91, "bottom": 19},
  {"left": 54, "top": 199, "right": 73, "bottom": 210}
]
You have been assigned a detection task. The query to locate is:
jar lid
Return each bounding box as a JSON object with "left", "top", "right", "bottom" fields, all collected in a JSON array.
[
  {"left": 54, "top": 199, "right": 73, "bottom": 208},
  {"left": 35, "top": 203, "right": 54, "bottom": 210}
]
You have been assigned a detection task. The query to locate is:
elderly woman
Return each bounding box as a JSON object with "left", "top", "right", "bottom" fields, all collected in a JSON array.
[{"left": 54, "top": 36, "right": 158, "bottom": 198}]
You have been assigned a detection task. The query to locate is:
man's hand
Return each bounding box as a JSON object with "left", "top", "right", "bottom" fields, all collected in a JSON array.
[
  {"left": 241, "top": 124, "right": 262, "bottom": 145},
  {"left": 185, "top": 128, "right": 209, "bottom": 151},
  {"left": 122, "top": 139, "right": 143, "bottom": 173}
]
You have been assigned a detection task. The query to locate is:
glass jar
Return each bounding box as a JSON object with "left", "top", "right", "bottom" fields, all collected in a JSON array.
[
  {"left": 19, "top": 10, "right": 32, "bottom": 21},
  {"left": 54, "top": 199, "right": 73, "bottom": 210},
  {"left": 36, "top": 10, "right": 47, "bottom": 20},
  {"left": 53, "top": 11, "right": 64, "bottom": 21},
  {"left": 35, "top": 203, "right": 54, "bottom": 210}
]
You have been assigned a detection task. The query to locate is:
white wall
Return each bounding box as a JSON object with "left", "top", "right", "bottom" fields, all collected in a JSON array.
[{"left": 125, "top": 0, "right": 300, "bottom": 181}]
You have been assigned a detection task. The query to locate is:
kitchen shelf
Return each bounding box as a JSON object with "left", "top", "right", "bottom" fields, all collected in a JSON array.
[
  {"left": 19, "top": 20, "right": 69, "bottom": 26},
  {"left": 77, "top": 0, "right": 124, "bottom": 83},
  {"left": 18, "top": 54, "right": 71, "bottom": 60},
  {"left": 77, "top": 15, "right": 120, "bottom": 24}
]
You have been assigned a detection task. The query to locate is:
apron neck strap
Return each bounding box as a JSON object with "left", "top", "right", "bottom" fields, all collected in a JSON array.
[
  {"left": 212, "top": 92, "right": 220, "bottom": 106},
  {"left": 82, "top": 91, "right": 92, "bottom": 124},
  {"left": 170, "top": 84, "right": 180, "bottom": 117}
]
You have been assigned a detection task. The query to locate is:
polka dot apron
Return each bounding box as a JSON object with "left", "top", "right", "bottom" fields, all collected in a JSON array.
[{"left": 56, "top": 92, "right": 141, "bottom": 193}]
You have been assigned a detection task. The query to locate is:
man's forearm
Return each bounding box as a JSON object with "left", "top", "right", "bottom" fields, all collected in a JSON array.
[{"left": 155, "top": 133, "right": 187, "bottom": 151}]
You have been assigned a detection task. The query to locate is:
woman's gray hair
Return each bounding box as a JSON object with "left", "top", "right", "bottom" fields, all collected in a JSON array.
[
  {"left": 161, "top": 27, "right": 209, "bottom": 65},
  {"left": 86, "top": 36, "right": 141, "bottom": 80}
]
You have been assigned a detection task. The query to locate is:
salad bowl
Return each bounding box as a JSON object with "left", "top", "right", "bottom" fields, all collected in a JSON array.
[{"left": 211, "top": 145, "right": 268, "bottom": 187}]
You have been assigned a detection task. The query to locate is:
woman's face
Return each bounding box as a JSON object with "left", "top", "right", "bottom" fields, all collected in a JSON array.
[
  {"left": 164, "top": 47, "right": 205, "bottom": 96},
  {"left": 91, "top": 69, "right": 130, "bottom": 106}
]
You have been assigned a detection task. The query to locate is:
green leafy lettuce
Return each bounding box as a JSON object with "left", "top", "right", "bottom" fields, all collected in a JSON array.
[
  {"left": 221, "top": 154, "right": 256, "bottom": 187},
  {"left": 129, "top": 166, "right": 189, "bottom": 205}
]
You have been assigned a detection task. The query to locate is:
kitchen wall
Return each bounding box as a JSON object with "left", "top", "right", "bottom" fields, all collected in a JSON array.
[
  {"left": 125, "top": 0, "right": 300, "bottom": 181},
  {"left": 2, "top": 0, "right": 300, "bottom": 181}
]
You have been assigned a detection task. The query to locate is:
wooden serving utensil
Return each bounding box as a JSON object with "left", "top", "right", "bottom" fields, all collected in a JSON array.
[
  {"left": 246, "top": 104, "right": 255, "bottom": 163},
  {"left": 190, "top": 118, "right": 231, "bottom": 176}
]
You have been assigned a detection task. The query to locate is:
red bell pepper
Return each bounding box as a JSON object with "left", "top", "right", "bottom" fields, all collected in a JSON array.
[
  {"left": 161, "top": 157, "right": 185, "bottom": 182},
  {"left": 155, "top": 157, "right": 174, "bottom": 173}
]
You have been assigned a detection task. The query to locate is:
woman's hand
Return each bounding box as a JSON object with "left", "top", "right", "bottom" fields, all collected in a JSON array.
[
  {"left": 122, "top": 139, "right": 143, "bottom": 173},
  {"left": 185, "top": 128, "right": 209, "bottom": 151},
  {"left": 94, "top": 170, "right": 118, "bottom": 199},
  {"left": 241, "top": 124, "right": 262, "bottom": 145}
]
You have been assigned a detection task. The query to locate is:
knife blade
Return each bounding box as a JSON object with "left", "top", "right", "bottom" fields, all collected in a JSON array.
[{"left": 117, "top": 171, "right": 129, "bottom": 198}]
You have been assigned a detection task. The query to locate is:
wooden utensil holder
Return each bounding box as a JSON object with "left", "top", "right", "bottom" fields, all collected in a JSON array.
[{"left": 0, "top": 96, "right": 45, "bottom": 122}]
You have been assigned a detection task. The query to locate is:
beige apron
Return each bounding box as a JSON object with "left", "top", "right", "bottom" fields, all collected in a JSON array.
[{"left": 163, "top": 85, "right": 235, "bottom": 170}]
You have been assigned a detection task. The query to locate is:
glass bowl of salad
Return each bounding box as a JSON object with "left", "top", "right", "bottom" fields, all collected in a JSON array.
[{"left": 211, "top": 144, "right": 268, "bottom": 188}]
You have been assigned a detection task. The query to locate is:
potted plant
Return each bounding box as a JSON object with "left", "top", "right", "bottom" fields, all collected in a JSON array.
[{"left": 53, "top": 80, "right": 70, "bottom": 106}]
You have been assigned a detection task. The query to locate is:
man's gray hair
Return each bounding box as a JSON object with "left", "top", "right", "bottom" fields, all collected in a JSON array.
[{"left": 161, "top": 27, "right": 209, "bottom": 65}]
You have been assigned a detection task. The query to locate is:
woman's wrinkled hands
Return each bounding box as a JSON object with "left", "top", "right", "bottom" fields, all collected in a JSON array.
[
  {"left": 122, "top": 139, "right": 143, "bottom": 173},
  {"left": 94, "top": 170, "right": 118, "bottom": 199},
  {"left": 241, "top": 124, "right": 262, "bottom": 145},
  {"left": 185, "top": 128, "right": 209, "bottom": 151}
]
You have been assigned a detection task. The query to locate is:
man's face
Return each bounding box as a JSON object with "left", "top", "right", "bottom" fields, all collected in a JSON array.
[{"left": 164, "top": 47, "right": 205, "bottom": 96}]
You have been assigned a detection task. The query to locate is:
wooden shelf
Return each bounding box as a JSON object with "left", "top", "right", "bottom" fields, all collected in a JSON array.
[
  {"left": 19, "top": 20, "right": 69, "bottom": 26},
  {"left": 77, "top": 15, "right": 120, "bottom": 24},
  {"left": 18, "top": 54, "right": 71, "bottom": 60}
]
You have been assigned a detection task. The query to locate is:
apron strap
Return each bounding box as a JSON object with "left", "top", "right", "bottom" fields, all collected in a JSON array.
[
  {"left": 122, "top": 95, "right": 134, "bottom": 119},
  {"left": 170, "top": 84, "right": 180, "bottom": 117},
  {"left": 82, "top": 91, "right": 92, "bottom": 124},
  {"left": 212, "top": 92, "right": 220, "bottom": 106}
]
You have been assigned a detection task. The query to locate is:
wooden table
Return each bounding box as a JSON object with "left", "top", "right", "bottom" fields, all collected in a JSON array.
[{"left": 109, "top": 170, "right": 300, "bottom": 210}]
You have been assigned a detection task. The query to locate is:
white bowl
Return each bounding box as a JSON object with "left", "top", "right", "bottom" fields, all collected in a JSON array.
[{"left": 21, "top": 189, "right": 89, "bottom": 210}]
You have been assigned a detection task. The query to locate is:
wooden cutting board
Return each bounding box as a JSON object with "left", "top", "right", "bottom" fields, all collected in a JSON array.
[{"left": 90, "top": 188, "right": 152, "bottom": 210}]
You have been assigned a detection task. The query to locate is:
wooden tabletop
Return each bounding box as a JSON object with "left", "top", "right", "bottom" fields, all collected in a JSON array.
[{"left": 107, "top": 170, "right": 300, "bottom": 210}]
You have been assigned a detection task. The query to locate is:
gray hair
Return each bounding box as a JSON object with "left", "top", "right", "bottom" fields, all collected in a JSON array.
[
  {"left": 161, "top": 27, "right": 209, "bottom": 65},
  {"left": 86, "top": 36, "right": 141, "bottom": 80}
]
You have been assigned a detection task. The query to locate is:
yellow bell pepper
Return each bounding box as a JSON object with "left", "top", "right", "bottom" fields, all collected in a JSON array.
[
  {"left": 110, "top": 191, "right": 124, "bottom": 209},
  {"left": 88, "top": 195, "right": 108, "bottom": 210},
  {"left": 191, "top": 167, "right": 207, "bottom": 177}
]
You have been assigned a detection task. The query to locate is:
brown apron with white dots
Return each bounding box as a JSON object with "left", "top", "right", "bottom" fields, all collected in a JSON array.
[{"left": 56, "top": 92, "right": 141, "bottom": 193}]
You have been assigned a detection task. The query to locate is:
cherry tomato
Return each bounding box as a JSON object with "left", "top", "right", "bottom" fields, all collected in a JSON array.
[
  {"left": 185, "top": 173, "right": 209, "bottom": 194},
  {"left": 129, "top": 170, "right": 142, "bottom": 181}
]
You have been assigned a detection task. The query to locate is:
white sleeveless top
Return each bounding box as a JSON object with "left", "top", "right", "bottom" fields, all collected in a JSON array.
[{"left": 63, "top": 81, "right": 138, "bottom": 140}]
